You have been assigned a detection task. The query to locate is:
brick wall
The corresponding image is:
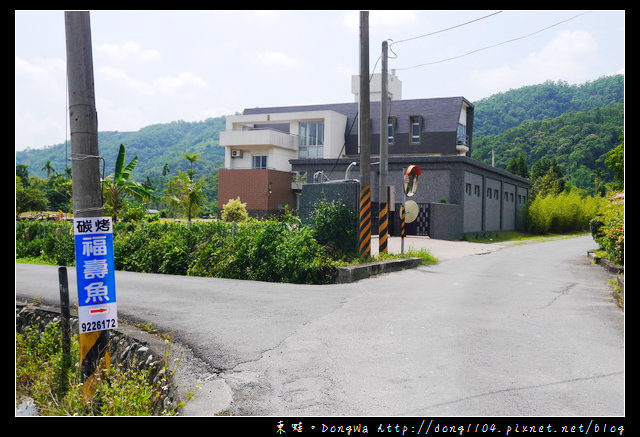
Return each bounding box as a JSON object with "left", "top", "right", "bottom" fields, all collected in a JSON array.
[{"left": 218, "top": 169, "right": 296, "bottom": 216}]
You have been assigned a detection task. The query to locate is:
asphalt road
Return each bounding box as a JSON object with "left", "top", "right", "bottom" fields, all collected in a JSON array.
[{"left": 15, "top": 235, "right": 624, "bottom": 417}]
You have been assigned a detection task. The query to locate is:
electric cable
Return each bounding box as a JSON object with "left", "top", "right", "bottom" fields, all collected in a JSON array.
[{"left": 394, "top": 11, "right": 592, "bottom": 71}]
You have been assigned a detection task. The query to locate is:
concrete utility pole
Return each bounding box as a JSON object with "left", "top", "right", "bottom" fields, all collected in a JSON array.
[
  {"left": 358, "top": 11, "right": 371, "bottom": 259},
  {"left": 65, "top": 10, "right": 110, "bottom": 397},
  {"left": 378, "top": 40, "right": 389, "bottom": 254}
]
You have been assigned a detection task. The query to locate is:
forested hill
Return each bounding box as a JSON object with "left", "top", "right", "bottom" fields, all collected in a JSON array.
[
  {"left": 16, "top": 117, "right": 227, "bottom": 182},
  {"left": 470, "top": 74, "right": 624, "bottom": 191},
  {"left": 16, "top": 75, "right": 623, "bottom": 192},
  {"left": 472, "top": 75, "right": 624, "bottom": 136}
]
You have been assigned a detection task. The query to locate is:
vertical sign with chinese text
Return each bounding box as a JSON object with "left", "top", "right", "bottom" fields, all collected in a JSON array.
[{"left": 74, "top": 217, "right": 117, "bottom": 334}]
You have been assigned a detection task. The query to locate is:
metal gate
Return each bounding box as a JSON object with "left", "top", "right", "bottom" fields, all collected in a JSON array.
[{"left": 392, "top": 202, "right": 430, "bottom": 236}]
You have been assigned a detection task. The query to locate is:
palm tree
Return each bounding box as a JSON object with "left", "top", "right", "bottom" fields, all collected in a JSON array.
[
  {"left": 181, "top": 152, "right": 201, "bottom": 178},
  {"left": 163, "top": 170, "right": 207, "bottom": 223},
  {"left": 102, "top": 144, "right": 153, "bottom": 221},
  {"left": 41, "top": 161, "right": 56, "bottom": 178}
]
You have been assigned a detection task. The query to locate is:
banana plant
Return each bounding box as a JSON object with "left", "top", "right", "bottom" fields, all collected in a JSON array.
[{"left": 102, "top": 144, "right": 154, "bottom": 221}]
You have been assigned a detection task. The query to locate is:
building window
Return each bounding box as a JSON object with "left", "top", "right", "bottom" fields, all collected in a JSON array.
[
  {"left": 474, "top": 185, "right": 480, "bottom": 197},
  {"left": 252, "top": 155, "right": 267, "bottom": 169},
  {"left": 465, "top": 183, "right": 472, "bottom": 195},
  {"left": 387, "top": 117, "right": 396, "bottom": 144},
  {"left": 457, "top": 123, "right": 468, "bottom": 145},
  {"left": 299, "top": 121, "right": 324, "bottom": 158},
  {"left": 410, "top": 116, "right": 422, "bottom": 144}
]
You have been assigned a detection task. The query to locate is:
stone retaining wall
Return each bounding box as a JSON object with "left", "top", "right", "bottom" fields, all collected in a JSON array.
[{"left": 16, "top": 302, "right": 182, "bottom": 415}]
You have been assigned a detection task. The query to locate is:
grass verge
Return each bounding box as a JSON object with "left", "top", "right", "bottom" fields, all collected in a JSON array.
[{"left": 16, "top": 321, "right": 178, "bottom": 416}]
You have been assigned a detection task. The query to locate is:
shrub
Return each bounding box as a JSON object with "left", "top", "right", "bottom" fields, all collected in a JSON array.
[
  {"left": 227, "top": 219, "right": 337, "bottom": 284},
  {"left": 592, "top": 202, "right": 624, "bottom": 265},
  {"left": 113, "top": 221, "right": 197, "bottom": 275},
  {"left": 16, "top": 220, "right": 75, "bottom": 266},
  {"left": 309, "top": 200, "right": 358, "bottom": 259},
  {"left": 221, "top": 197, "right": 248, "bottom": 222}
]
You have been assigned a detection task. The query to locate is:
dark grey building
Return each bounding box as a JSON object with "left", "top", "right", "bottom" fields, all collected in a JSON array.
[{"left": 224, "top": 92, "right": 530, "bottom": 240}]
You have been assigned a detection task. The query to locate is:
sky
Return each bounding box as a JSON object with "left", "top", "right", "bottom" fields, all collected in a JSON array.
[{"left": 15, "top": 10, "right": 625, "bottom": 151}]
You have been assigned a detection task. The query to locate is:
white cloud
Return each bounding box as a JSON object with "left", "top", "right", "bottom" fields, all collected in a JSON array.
[
  {"left": 97, "top": 66, "right": 155, "bottom": 96},
  {"left": 95, "top": 41, "right": 162, "bottom": 64},
  {"left": 15, "top": 113, "right": 66, "bottom": 150},
  {"left": 469, "top": 29, "right": 599, "bottom": 97},
  {"left": 15, "top": 56, "right": 67, "bottom": 149},
  {"left": 154, "top": 71, "right": 214, "bottom": 98},
  {"left": 258, "top": 51, "right": 300, "bottom": 68}
]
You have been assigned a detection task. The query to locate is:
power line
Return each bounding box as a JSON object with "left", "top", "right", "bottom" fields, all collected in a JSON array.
[
  {"left": 389, "top": 10, "right": 503, "bottom": 47},
  {"left": 394, "top": 11, "right": 592, "bottom": 71}
]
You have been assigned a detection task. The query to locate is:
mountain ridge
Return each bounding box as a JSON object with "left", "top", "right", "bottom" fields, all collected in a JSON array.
[{"left": 16, "top": 75, "right": 623, "bottom": 193}]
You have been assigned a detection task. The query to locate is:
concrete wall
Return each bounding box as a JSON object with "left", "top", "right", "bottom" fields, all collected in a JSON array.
[
  {"left": 429, "top": 202, "right": 463, "bottom": 240},
  {"left": 463, "top": 171, "right": 483, "bottom": 233},
  {"left": 298, "top": 181, "right": 359, "bottom": 223},
  {"left": 484, "top": 177, "right": 501, "bottom": 232}
]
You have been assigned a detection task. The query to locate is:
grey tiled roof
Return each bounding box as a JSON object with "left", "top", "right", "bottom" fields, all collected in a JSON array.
[{"left": 242, "top": 97, "right": 472, "bottom": 135}]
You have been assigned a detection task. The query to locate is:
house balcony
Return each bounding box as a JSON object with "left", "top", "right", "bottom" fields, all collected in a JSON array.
[{"left": 220, "top": 128, "right": 297, "bottom": 151}]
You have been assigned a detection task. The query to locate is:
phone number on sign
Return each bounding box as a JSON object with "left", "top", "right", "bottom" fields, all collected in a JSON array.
[{"left": 81, "top": 319, "right": 117, "bottom": 333}]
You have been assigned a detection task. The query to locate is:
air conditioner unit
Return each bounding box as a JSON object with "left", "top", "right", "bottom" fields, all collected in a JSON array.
[{"left": 230, "top": 150, "right": 243, "bottom": 158}]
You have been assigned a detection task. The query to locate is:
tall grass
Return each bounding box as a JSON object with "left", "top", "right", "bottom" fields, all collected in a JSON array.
[{"left": 527, "top": 191, "right": 608, "bottom": 234}]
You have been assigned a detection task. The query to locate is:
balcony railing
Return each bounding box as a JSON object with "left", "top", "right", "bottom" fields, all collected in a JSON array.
[{"left": 220, "top": 127, "right": 297, "bottom": 151}]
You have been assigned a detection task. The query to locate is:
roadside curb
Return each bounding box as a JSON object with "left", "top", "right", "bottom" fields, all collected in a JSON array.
[
  {"left": 587, "top": 250, "right": 624, "bottom": 274},
  {"left": 336, "top": 257, "right": 423, "bottom": 283}
]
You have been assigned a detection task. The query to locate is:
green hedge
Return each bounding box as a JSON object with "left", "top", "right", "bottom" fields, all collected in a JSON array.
[
  {"left": 16, "top": 218, "right": 339, "bottom": 284},
  {"left": 590, "top": 202, "right": 624, "bottom": 266},
  {"left": 15, "top": 220, "right": 75, "bottom": 266}
]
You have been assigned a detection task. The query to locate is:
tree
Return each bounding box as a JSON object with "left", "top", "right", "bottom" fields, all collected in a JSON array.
[
  {"left": 163, "top": 170, "right": 207, "bottom": 223},
  {"left": 16, "top": 165, "right": 30, "bottom": 185},
  {"left": 16, "top": 175, "right": 48, "bottom": 214},
  {"left": 592, "top": 169, "right": 607, "bottom": 197},
  {"left": 530, "top": 157, "right": 565, "bottom": 198},
  {"left": 506, "top": 154, "right": 529, "bottom": 178},
  {"left": 605, "top": 135, "right": 624, "bottom": 190},
  {"left": 44, "top": 173, "right": 73, "bottom": 212},
  {"left": 102, "top": 144, "right": 153, "bottom": 221}
]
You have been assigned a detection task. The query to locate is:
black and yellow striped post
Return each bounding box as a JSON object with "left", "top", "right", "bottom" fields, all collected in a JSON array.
[
  {"left": 80, "top": 330, "right": 111, "bottom": 399},
  {"left": 400, "top": 203, "right": 406, "bottom": 254},
  {"left": 359, "top": 185, "right": 372, "bottom": 258},
  {"left": 378, "top": 201, "right": 388, "bottom": 254}
]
